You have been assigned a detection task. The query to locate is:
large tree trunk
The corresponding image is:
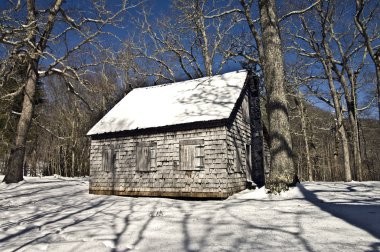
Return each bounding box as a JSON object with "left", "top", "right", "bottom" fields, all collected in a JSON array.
[
  {"left": 3, "top": 61, "right": 38, "bottom": 183},
  {"left": 259, "top": 0, "right": 296, "bottom": 192}
]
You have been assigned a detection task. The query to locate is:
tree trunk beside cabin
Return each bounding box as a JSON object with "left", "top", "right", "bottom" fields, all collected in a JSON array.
[
  {"left": 3, "top": 60, "right": 38, "bottom": 183},
  {"left": 258, "top": 0, "right": 296, "bottom": 192},
  {"left": 247, "top": 74, "right": 265, "bottom": 187}
]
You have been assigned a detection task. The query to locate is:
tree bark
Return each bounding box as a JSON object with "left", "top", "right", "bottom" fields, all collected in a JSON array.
[
  {"left": 349, "top": 82, "right": 363, "bottom": 181},
  {"left": 259, "top": 0, "right": 296, "bottom": 192},
  {"left": 194, "top": 1, "right": 212, "bottom": 76},
  {"left": 348, "top": 105, "right": 362, "bottom": 181},
  {"left": 3, "top": 60, "right": 38, "bottom": 183}
]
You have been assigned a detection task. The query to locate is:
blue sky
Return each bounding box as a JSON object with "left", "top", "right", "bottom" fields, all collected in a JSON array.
[{"left": 0, "top": 0, "right": 378, "bottom": 118}]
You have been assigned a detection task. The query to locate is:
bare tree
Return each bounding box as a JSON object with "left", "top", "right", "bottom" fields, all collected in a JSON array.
[
  {"left": 354, "top": 0, "right": 380, "bottom": 120},
  {"left": 0, "top": 0, "right": 138, "bottom": 183},
  {"left": 288, "top": 0, "right": 377, "bottom": 181},
  {"left": 257, "top": 0, "right": 296, "bottom": 191},
  {"left": 290, "top": 2, "right": 352, "bottom": 181},
  {"left": 236, "top": 0, "right": 323, "bottom": 191},
  {"left": 33, "top": 62, "right": 122, "bottom": 177},
  {"left": 124, "top": 0, "right": 241, "bottom": 83}
]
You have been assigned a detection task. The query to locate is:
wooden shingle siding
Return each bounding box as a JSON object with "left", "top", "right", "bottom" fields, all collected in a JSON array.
[
  {"left": 88, "top": 75, "right": 264, "bottom": 198},
  {"left": 89, "top": 127, "right": 237, "bottom": 198},
  {"left": 226, "top": 90, "right": 253, "bottom": 189}
]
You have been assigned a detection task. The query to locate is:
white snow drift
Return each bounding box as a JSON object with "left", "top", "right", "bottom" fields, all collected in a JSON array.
[{"left": 0, "top": 176, "right": 379, "bottom": 251}]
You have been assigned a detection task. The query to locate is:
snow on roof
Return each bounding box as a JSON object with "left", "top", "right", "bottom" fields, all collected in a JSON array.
[{"left": 87, "top": 70, "right": 248, "bottom": 136}]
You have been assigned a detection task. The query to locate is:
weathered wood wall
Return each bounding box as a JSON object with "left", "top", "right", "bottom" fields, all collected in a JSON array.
[
  {"left": 89, "top": 90, "right": 257, "bottom": 198},
  {"left": 89, "top": 126, "right": 248, "bottom": 198},
  {"left": 226, "top": 90, "right": 254, "bottom": 190}
]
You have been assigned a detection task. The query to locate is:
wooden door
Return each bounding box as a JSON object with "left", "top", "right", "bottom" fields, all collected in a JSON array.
[{"left": 245, "top": 144, "right": 253, "bottom": 181}]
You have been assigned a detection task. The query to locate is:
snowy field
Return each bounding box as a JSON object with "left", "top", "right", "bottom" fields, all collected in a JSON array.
[{"left": 0, "top": 176, "right": 379, "bottom": 252}]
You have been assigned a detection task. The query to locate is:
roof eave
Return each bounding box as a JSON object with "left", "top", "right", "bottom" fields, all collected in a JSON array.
[{"left": 88, "top": 118, "right": 229, "bottom": 140}]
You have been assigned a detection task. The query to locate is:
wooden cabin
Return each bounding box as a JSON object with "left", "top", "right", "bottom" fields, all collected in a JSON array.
[{"left": 87, "top": 70, "right": 268, "bottom": 198}]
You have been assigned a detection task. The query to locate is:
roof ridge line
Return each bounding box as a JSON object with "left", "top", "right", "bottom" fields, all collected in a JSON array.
[{"left": 132, "top": 70, "right": 246, "bottom": 91}]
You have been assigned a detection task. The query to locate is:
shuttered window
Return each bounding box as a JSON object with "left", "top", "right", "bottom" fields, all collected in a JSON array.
[
  {"left": 102, "top": 145, "right": 115, "bottom": 172},
  {"left": 136, "top": 142, "right": 157, "bottom": 171},
  {"left": 180, "top": 139, "right": 204, "bottom": 170}
]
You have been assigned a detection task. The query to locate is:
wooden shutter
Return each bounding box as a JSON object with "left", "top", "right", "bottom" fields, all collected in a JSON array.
[
  {"left": 137, "top": 146, "right": 150, "bottom": 171},
  {"left": 179, "top": 139, "right": 204, "bottom": 170},
  {"left": 136, "top": 142, "right": 156, "bottom": 171},
  {"left": 180, "top": 144, "right": 195, "bottom": 170},
  {"left": 102, "top": 145, "right": 114, "bottom": 172},
  {"left": 102, "top": 148, "right": 108, "bottom": 172}
]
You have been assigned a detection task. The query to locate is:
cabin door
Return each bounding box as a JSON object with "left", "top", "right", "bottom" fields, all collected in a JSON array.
[{"left": 245, "top": 144, "right": 253, "bottom": 181}]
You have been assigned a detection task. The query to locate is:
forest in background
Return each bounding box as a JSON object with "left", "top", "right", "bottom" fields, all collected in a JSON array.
[{"left": 0, "top": 0, "right": 379, "bottom": 182}]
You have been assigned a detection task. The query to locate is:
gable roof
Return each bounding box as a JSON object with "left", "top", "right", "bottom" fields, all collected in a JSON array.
[{"left": 87, "top": 70, "right": 248, "bottom": 136}]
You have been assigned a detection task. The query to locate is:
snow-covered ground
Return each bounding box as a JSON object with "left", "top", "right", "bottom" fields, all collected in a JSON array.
[{"left": 0, "top": 176, "right": 379, "bottom": 252}]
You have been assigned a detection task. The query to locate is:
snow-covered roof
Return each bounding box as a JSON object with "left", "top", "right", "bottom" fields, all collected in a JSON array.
[{"left": 87, "top": 70, "right": 248, "bottom": 136}]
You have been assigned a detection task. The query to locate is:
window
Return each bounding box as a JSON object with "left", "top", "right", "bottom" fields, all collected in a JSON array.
[
  {"left": 136, "top": 142, "right": 157, "bottom": 171},
  {"left": 179, "top": 139, "right": 204, "bottom": 170},
  {"left": 102, "top": 145, "right": 115, "bottom": 172}
]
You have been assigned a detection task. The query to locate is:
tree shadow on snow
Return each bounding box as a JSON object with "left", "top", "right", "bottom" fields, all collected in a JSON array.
[{"left": 298, "top": 183, "right": 380, "bottom": 251}]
